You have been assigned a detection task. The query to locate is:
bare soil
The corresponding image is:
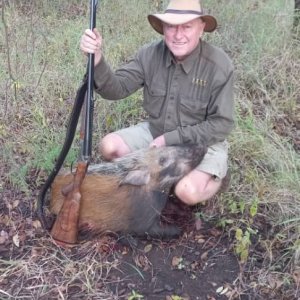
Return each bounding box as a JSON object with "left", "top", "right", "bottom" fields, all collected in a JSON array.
[{"left": 105, "top": 198, "right": 240, "bottom": 300}]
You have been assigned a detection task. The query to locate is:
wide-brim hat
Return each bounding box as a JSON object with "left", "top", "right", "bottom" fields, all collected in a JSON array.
[{"left": 148, "top": 0, "right": 217, "bottom": 34}]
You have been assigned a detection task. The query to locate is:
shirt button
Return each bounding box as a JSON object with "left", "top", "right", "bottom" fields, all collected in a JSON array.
[
  {"left": 167, "top": 115, "right": 171, "bottom": 119},
  {"left": 170, "top": 96, "right": 174, "bottom": 100}
]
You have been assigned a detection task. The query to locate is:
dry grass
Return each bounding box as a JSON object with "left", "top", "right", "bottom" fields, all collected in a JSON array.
[{"left": 1, "top": 238, "right": 121, "bottom": 299}]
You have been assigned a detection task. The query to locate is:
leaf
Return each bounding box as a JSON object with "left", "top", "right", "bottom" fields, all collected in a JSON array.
[
  {"left": 13, "top": 234, "right": 20, "bottom": 247},
  {"left": 220, "top": 287, "right": 229, "bottom": 295},
  {"left": 144, "top": 244, "right": 152, "bottom": 253},
  {"left": 31, "top": 247, "right": 42, "bottom": 257},
  {"left": 250, "top": 200, "right": 258, "bottom": 217},
  {"left": 172, "top": 256, "right": 183, "bottom": 267},
  {"left": 32, "top": 220, "right": 42, "bottom": 229},
  {"left": 267, "top": 273, "right": 284, "bottom": 289},
  {"left": 216, "top": 286, "right": 229, "bottom": 295},
  {"left": 235, "top": 228, "right": 243, "bottom": 241},
  {"left": 12, "top": 200, "right": 19, "bottom": 209},
  {"left": 195, "top": 234, "right": 205, "bottom": 239},
  {"left": 0, "top": 230, "right": 9, "bottom": 244},
  {"left": 128, "top": 289, "right": 144, "bottom": 300},
  {"left": 240, "top": 249, "right": 249, "bottom": 263},
  {"left": 197, "top": 238, "right": 205, "bottom": 244},
  {"left": 200, "top": 251, "right": 208, "bottom": 261},
  {"left": 293, "top": 269, "right": 300, "bottom": 285},
  {"left": 195, "top": 218, "right": 202, "bottom": 230},
  {"left": 209, "top": 228, "right": 222, "bottom": 237},
  {"left": 169, "top": 295, "right": 183, "bottom": 300}
]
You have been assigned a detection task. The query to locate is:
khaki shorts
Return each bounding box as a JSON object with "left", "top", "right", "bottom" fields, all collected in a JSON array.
[{"left": 114, "top": 122, "right": 228, "bottom": 180}]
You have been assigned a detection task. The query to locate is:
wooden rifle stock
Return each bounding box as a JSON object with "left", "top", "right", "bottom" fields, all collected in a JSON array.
[{"left": 50, "top": 161, "right": 87, "bottom": 246}]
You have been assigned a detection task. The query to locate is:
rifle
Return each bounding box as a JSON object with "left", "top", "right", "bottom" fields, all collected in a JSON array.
[{"left": 37, "top": 0, "right": 98, "bottom": 247}]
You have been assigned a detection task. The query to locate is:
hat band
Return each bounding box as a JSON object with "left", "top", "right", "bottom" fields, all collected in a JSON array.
[{"left": 165, "top": 9, "right": 203, "bottom": 15}]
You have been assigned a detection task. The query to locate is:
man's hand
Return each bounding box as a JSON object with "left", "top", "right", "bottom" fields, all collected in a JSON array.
[
  {"left": 80, "top": 28, "right": 102, "bottom": 66},
  {"left": 149, "top": 135, "right": 166, "bottom": 148}
]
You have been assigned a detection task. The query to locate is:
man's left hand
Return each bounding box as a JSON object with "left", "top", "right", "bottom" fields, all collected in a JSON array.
[{"left": 149, "top": 135, "right": 166, "bottom": 148}]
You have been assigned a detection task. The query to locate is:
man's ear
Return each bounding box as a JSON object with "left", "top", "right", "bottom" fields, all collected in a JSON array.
[{"left": 199, "top": 18, "right": 206, "bottom": 33}]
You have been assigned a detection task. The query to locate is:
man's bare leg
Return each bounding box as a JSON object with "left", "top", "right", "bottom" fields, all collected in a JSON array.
[
  {"left": 99, "top": 133, "right": 131, "bottom": 160},
  {"left": 175, "top": 169, "right": 222, "bottom": 206}
]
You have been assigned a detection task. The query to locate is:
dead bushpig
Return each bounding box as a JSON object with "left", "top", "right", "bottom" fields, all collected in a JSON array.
[{"left": 50, "top": 144, "right": 207, "bottom": 240}]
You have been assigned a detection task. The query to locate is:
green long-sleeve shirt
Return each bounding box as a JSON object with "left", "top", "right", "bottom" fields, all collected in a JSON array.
[{"left": 94, "top": 39, "right": 234, "bottom": 147}]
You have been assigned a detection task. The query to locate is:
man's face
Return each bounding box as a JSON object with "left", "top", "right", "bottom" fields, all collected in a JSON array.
[{"left": 163, "top": 18, "right": 206, "bottom": 62}]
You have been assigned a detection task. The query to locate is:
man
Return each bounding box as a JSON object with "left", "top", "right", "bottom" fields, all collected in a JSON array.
[{"left": 80, "top": 0, "right": 234, "bottom": 206}]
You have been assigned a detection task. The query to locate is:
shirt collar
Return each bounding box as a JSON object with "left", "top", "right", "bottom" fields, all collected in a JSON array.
[{"left": 164, "top": 40, "right": 202, "bottom": 74}]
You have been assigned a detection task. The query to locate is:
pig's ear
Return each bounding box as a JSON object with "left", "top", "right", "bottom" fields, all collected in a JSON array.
[{"left": 120, "top": 169, "right": 150, "bottom": 186}]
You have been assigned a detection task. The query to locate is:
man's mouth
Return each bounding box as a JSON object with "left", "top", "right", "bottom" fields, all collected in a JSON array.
[{"left": 173, "top": 42, "right": 186, "bottom": 45}]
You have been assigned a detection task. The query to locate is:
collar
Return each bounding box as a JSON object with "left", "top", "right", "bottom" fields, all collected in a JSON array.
[{"left": 164, "top": 40, "right": 202, "bottom": 74}]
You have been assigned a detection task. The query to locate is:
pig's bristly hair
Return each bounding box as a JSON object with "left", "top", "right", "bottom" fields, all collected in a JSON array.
[
  {"left": 87, "top": 148, "right": 148, "bottom": 176},
  {"left": 86, "top": 145, "right": 205, "bottom": 189}
]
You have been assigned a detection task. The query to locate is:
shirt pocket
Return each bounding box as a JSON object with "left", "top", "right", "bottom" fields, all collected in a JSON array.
[
  {"left": 179, "top": 97, "right": 209, "bottom": 126},
  {"left": 143, "top": 83, "right": 166, "bottom": 118}
]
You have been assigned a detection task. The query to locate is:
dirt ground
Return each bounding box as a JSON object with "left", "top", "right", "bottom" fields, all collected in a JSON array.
[{"left": 104, "top": 198, "right": 240, "bottom": 300}]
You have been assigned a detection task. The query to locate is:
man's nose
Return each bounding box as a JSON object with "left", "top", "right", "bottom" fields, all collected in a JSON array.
[{"left": 175, "top": 26, "right": 184, "bottom": 38}]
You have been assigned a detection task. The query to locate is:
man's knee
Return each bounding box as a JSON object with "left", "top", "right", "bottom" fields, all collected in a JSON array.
[
  {"left": 174, "top": 171, "right": 222, "bottom": 206},
  {"left": 99, "top": 133, "right": 131, "bottom": 160},
  {"left": 175, "top": 177, "right": 200, "bottom": 206}
]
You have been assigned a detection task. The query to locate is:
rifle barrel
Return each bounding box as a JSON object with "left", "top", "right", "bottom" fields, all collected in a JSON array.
[{"left": 82, "top": 0, "right": 98, "bottom": 161}]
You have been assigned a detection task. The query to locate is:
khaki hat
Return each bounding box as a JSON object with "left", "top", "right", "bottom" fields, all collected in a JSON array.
[{"left": 148, "top": 0, "right": 217, "bottom": 34}]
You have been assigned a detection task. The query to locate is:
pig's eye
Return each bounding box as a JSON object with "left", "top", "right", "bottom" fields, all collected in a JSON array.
[{"left": 159, "top": 157, "right": 167, "bottom": 165}]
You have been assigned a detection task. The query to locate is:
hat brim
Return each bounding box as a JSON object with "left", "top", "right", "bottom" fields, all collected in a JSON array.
[{"left": 148, "top": 13, "right": 217, "bottom": 34}]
